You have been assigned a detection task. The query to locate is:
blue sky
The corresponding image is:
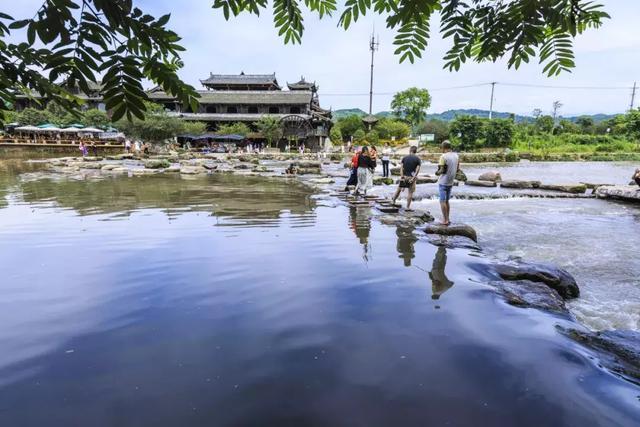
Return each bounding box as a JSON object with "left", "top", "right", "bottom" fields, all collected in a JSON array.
[{"left": 6, "top": 1, "right": 640, "bottom": 116}]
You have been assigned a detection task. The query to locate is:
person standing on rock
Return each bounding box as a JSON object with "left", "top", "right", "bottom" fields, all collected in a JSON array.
[
  {"left": 391, "top": 146, "right": 421, "bottom": 210},
  {"left": 355, "top": 146, "right": 374, "bottom": 196},
  {"left": 436, "top": 140, "right": 459, "bottom": 226},
  {"left": 381, "top": 144, "right": 391, "bottom": 177},
  {"left": 344, "top": 146, "right": 360, "bottom": 191}
]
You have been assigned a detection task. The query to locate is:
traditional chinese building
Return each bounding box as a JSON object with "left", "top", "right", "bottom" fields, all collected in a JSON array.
[{"left": 147, "top": 72, "right": 332, "bottom": 149}]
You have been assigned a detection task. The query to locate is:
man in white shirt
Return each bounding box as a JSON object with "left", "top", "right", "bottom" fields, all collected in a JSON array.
[
  {"left": 435, "top": 140, "right": 459, "bottom": 226},
  {"left": 381, "top": 145, "right": 391, "bottom": 177}
]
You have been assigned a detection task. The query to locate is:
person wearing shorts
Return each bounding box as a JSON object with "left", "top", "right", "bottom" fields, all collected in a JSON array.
[
  {"left": 436, "top": 140, "right": 459, "bottom": 225},
  {"left": 392, "top": 146, "right": 421, "bottom": 210}
]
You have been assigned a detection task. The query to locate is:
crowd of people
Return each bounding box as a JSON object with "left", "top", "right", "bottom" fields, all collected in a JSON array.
[{"left": 345, "top": 141, "right": 460, "bottom": 226}]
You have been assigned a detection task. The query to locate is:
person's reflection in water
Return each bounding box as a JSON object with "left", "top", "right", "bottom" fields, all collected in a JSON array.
[
  {"left": 395, "top": 225, "right": 417, "bottom": 267},
  {"left": 349, "top": 207, "right": 372, "bottom": 262},
  {"left": 429, "top": 247, "right": 454, "bottom": 301}
]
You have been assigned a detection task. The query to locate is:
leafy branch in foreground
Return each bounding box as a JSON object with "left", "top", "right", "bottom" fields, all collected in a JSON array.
[
  {"left": 0, "top": 0, "right": 199, "bottom": 124},
  {"left": 213, "top": 0, "right": 608, "bottom": 72}
]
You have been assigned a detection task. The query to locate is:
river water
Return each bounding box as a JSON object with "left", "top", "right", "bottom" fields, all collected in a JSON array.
[{"left": 0, "top": 159, "right": 639, "bottom": 426}]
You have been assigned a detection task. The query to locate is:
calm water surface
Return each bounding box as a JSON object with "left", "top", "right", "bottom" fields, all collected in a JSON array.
[{"left": 0, "top": 160, "right": 639, "bottom": 426}]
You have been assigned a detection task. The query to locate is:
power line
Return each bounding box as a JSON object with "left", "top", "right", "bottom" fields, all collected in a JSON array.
[{"left": 319, "top": 81, "right": 635, "bottom": 97}]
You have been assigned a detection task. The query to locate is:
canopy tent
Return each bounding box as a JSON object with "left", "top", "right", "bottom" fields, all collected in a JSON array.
[
  {"left": 59, "top": 127, "right": 83, "bottom": 132},
  {"left": 36, "top": 123, "right": 59, "bottom": 129},
  {"left": 14, "top": 125, "right": 41, "bottom": 131},
  {"left": 37, "top": 126, "right": 63, "bottom": 132},
  {"left": 68, "top": 123, "right": 85, "bottom": 128},
  {"left": 192, "top": 134, "right": 245, "bottom": 141},
  {"left": 80, "top": 127, "right": 104, "bottom": 133}
]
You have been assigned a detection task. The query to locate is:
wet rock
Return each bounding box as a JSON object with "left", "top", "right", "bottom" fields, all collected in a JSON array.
[
  {"left": 563, "top": 328, "right": 640, "bottom": 381},
  {"left": 491, "top": 280, "right": 568, "bottom": 314},
  {"left": 404, "top": 209, "right": 435, "bottom": 223},
  {"left": 76, "top": 162, "right": 102, "bottom": 169},
  {"left": 180, "top": 166, "right": 207, "bottom": 175},
  {"left": 202, "top": 163, "right": 218, "bottom": 170},
  {"left": 330, "top": 154, "right": 344, "bottom": 162},
  {"left": 455, "top": 169, "right": 467, "bottom": 182},
  {"left": 373, "top": 177, "right": 395, "bottom": 185},
  {"left": 107, "top": 154, "right": 135, "bottom": 160},
  {"left": 500, "top": 180, "right": 541, "bottom": 189},
  {"left": 538, "top": 183, "right": 587, "bottom": 194},
  {"left": 144, "top": 159, "right": 171, "bottom": 169},
  {"left": 296, "top": 168, "right": 321, "bottom": 175},
  {"left": 234, "top": 163, "right": 253, "bottom": 170},
  {"left": 494, "top": 261, "right": 579, "bottom": 299},
  {"left": 101, "top": 164, "right": 119, "bottom": 171},
  {"left": 424, "top": 223, "right": 477, "bottom": 242},
  {"left": 81, "top": 156, "right": 102, "bottom": 162},
  {"left": 390, "top": 167, "right": 401, "bottom": 176},
  {"left": 595, "top": 185, "right": 640, "bottom": 203},
  {"left": 580, "top": 182, "right": 613, "bottom": 191},
  {"left": 478, "top": 171, "right": 502, "bottom": 182},
  {"left": 465, "top": 180, "right": 497, "bottom": 187},
  {"left": 165, "top": 165, "right": 181, "bottom": 173},
  {"left": 132, "top": 168, "right": 159, "bottom": 176},
  {"left": 296, "top": 161, "right": 321, "bottom": 169},
  {"left": 110, "top": 167, "right": 129, "bottom": 174}
]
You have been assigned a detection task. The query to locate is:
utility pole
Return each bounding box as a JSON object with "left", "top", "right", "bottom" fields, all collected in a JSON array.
[
  {"left": 488, "top": 82, "right": 496, "bottom": 119},
  {"left": 630, "top": 81, "right": 637, "bottom": 111},
  {"left": 368, "top": 32, "right": 379, "bottom": 115}
]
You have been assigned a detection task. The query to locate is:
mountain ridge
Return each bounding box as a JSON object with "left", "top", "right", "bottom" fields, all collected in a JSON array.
[{"left": 332, "top": 108, "right": 618, "bottom": 123}]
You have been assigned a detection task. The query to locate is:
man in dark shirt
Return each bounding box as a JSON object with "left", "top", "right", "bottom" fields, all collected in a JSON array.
[{"left": 392, "top": 146, "right": 421, "bottom": 210}]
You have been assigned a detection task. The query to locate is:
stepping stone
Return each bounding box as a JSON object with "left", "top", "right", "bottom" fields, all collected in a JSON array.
[{"left": 378, "top": 206, "right": 400, "bottom": 214}]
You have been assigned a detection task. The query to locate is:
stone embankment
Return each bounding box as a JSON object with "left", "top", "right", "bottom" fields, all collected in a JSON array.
[{"left": 596, "top": 185, "right": 640, "bottom": 203}]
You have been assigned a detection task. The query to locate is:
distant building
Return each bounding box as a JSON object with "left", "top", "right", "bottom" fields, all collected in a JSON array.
[
  {"left": 148, "top": 72, "right": 332, "bottom": 149},
  {"left": 12, "top": 72, "right": 333, "bottom": 150}
]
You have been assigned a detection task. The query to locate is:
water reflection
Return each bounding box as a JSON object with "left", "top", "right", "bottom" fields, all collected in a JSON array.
[
  {"left": 429, "top": 247, "right": 454, "bottom": 300},
  {"left": 395, "top": 225, "right": 417, "bottom": 267},
  {"left": 348, "top": 206, "right": 372, "bottom": 261}
]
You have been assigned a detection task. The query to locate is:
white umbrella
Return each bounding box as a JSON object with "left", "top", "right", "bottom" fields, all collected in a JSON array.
[
  {"left": 38, "top": 126, "right": 63, "bottom": 132},
  {"left": 60, "top": 127, "right": 82, "bottom": 132},
  {"left": 80, "top": 127, "right": 104, "bottom": 133}
]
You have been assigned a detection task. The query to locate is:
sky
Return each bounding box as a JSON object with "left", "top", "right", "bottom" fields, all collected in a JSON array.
[{"left": 5, "top": 1, "right": 640, "bottom": 116}]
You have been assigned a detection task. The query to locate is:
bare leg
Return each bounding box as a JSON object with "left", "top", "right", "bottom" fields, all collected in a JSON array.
[
  {"left": 392, "top": 187, "right": 402, "bottom": 205},
  {"left": 439, "top": 201, "right": 450, "bottom": 225},
  {"left": 406, "top": 188, "right": 415, "bottom": 209}
]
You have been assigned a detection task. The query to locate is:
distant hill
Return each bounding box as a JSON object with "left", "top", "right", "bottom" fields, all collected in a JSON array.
[{"left": 333, "top": 107, "right": 618, "bottom": 123}]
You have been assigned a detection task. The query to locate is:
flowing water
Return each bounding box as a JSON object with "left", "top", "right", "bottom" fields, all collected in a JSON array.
[{"left": 0, "top": 159, "right": 639, "bottom": 426}]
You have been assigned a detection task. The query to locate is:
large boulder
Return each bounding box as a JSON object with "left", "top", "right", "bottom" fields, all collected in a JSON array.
[
  {"left": 390, "top": 166, "right": 401, "bottom": 176},
  {"left": 596, "top": 185, "right": 640, "bottom": 203},
  {"left": 478, "top": 170, "right": 502, "bottom": 182},
  {"left": 538, "top": 183, "right": 587, "bottom": 194},
  {"left": 415, "top": 176, "right": 438, "bottom": 184},
  {"left": 465, "top": 180, "right": 497, "bottom": 187},
  {"left": 500, "top": 180, "right": 541, "bottom": 189},
  {"left": 424, "top": 223, "right": 477, "bottom": 242},
  {"left": 180, "top": 166, "right": 207, "bottom": 175},
  {"left": 494, "top": 261, "right": 579, "bottom": 299}
]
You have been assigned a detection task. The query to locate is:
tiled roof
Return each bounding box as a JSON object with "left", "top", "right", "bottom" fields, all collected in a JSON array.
[
  {"left": 168, "top": 112, "right": 311, "bottom": 122},
  {"left": 200, "top": 73, "right": 278, "bottom": 86},
  {"left": 149, "top": 90, "right": 313, "bottom": 105}
]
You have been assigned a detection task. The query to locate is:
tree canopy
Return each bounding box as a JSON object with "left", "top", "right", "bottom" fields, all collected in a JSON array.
[
  {"left": 391, "top": 87, "right": 431, "bottom": 130},
  {"left": 0, "top": 1, "right": 609, "bottom": 123}
]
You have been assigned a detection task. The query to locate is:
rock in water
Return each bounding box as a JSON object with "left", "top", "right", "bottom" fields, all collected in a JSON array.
[
  {"left": 390, "top": 167, "right": 401, "bottom": 176},
  {"left": 180, "top": 166, "right": 207, "bottom": 175},
  {"left": 491, "top": 280, "right": 568, "bottom": 314},
  {"left": 478, "top": 171, "right": 502, "bottom": 182},
  {"left": 537, "top": 183, "right": 587, "bottom": 194},
  {"left": 415, "top": 176, "right": 438, "bottom": 184},
  {"left": 465, "top": 180, "right": 497, "bottom": 187},
  {"left": 563, "top": 328, "right": 640, "bottom": 381},
  {"left": 500, "top": 180, "right": 541, "bottom": 189},
  {"left": 424, "top": 223, "right": 477, "bottom": 242},
  {"left": 309, "top": 177, "right": 334, "bottom": 184},
  {"left": 144, "top": 159, "right": 170, "bottom": 169},
  {"left": 373, "top": 177, "right": 395, "bottom": 185},
  {"left": 494, "top": 261, "right": 579, "bottom": 299},
  {"left": 595, "top": 185, "right": 640, "bottom": 203}
]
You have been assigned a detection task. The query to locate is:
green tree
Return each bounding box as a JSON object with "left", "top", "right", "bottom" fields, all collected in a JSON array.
[
  {"left": 556, "top": 119, "right": 580, "bottom": 134},
  {"left": 575, "top": 116, "right": 594, "bottom": 134},
  {"left": 216, "top": 122, "right": 250, "bottom": 137},
  {"left": 116, "top": 102, "right": 190, "bottom": 143},
  {"left": 450, "top": 115, "right": 484, "bottom": 150},
  {"left": 485, "top": 119, "right": 514, "bottom": 148},
  {"left": 625, "top": 110, "right": 640, "bottom": 147},
  {"left": 365, "top": 130, "right": 379, "bottom": 145},
  {"left": 374, "top": 118, "right": 411, "bottom": 140},
  {"left": 414, "top": 119, "right": 450, "bottom": 144},
  {"left": 16, "top": 107, "right": 52, "bottom": 125},
  {"left": 352, "top": 129, "right": 366, "bottom": 144},
  {"left": 256, "top": 116, "right": 283, "bottom": 147},
  {"left": 535, "top": 115, "right": 555, "bottom": 133},
  {"left": 0, "top": 1, "right": 608, "bottom": 124},
  {"left": 329, "top": 126, "right": 343, "bottom": 144},
  {"left": 335, "top": 115, "right": 364, "bottom": 141},
  {"left": 182, "top": 121, "right": 207, "bottom": 135},
  {"left": 391, "top": 87, "right": 431, "bottom": 131},
  {"left": 82, "top": 109, "right": 110, "bottom": 128}
]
